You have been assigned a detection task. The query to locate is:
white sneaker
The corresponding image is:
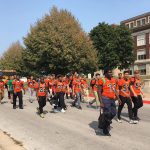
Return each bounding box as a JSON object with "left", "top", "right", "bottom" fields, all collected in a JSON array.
[
  {"left": 129, "top": 120, "right": 134, "bottom": 124},
  {"left": 133, "top": 120, "right": 139, "bottom": 124},
  {"left": 61, "top": 109, "right": 66, "bottom": 113},
  {"left": 53, "top": 109, "right": 59, "bottom": 113},
  {"left": 117, "top": 119, "right": 122, "bottom": 123}
]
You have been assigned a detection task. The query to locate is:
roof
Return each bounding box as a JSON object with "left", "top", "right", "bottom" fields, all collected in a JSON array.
[{"left": 121, "top": 12, "right": 150, "bottom": 24}]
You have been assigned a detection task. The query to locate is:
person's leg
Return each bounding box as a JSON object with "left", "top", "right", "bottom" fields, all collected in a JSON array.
[
  {"left": 13, "top": 93, "right": 17, "bottom": 108},
  {"left": 125, "top": 98, "right": 133, "bottom": 120},
  {"left": 8, "top": 91, "right": 11, "bottom": 99},
  {"left": 18, "top": 91, "right": 23, "bottom": 109},
  {"left": 117, "top": 96, "right": 125, "bottom": 120},
  {"left": 135, "top": 95, "right": 143, "bottom": 120},
  {"left": 94, "top": 91, "right": 100, "bottom": 108},
  {"left": 101, "top": 97, "right": 112, "bottom": 135},
  {"left": 59, "top": 92, "right": 66, "bottom": 110},
  {"left": 76, "top": 92, "right": 81, "bottom": 108},
  {"left": 38, "top": 97, "right": 43, "bottom": 114},
  {"left": 54, "top": 93, "right": 59, "bottom": 110},
  {"left": 132, "top": 96, "right": 138, "bottom": 118},
  {"left": 38, "top": 97, "right": 44, "bottom": 117}
]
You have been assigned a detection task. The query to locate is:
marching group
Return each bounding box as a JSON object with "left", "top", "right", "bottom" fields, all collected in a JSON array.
[{"left": 0, "top": 69, "right": 144, "bottom": 136}]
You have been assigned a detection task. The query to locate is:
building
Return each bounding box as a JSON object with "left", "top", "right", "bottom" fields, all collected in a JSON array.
[{"left": 121, "top": 12, "right": 150, "bottom": 76}]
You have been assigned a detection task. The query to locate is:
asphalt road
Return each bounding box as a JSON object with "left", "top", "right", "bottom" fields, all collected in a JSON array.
[{"left": 0, "top": 92, "right": 150, "bottom": 150}]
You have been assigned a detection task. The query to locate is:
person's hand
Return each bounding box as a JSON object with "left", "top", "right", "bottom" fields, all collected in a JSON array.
[{"left": 118, "top": 100, "right": 122, "bottom": 105}]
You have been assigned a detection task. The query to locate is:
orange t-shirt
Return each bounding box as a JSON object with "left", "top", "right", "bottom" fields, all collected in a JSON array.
[
  {"left": 0, "top": 81, "right": 5, "bottom": 90},
  {"left": 12, "top": 80, "right": 24, "bottom": 93},
  {"left": 118, "top": 78, "right": 130, "bottom": 97},
  {"left": 98, "top": 77, "right": 117, "bottom": 100},
  {"left": 73, "top": 79, "right": 82, "bottom": 93},
  {"left": 37, "top": 83, "right": 47, "bottom": 97},
  {"left": 130, "top": 77, "right": 141, "bottom": 96},
  {"left": 28, "top": 80, "right": 34, "bottom": 88},
  {"left": 81, "top": 79, "right": 88, "bottom": 89},
  {"left": 55, "top": 80, "right": 64, "bottom": 93}
]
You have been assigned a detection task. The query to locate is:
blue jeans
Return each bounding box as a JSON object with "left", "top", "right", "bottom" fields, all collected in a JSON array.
[
  {"left": 75, "top": 92, "right": 81, "bottom": 107},
  {"left": 102, "top": 96, "right": 116, "bottom": 120}
]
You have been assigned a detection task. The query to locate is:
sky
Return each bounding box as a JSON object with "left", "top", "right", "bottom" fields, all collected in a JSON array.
[{"left": 0, "top": 0, "right": 150, "bottom": 53}]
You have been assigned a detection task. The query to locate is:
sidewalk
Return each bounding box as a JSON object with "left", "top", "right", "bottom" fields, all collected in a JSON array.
[{"left": 0, "top": 130, "right": 25, "bottom": 150}]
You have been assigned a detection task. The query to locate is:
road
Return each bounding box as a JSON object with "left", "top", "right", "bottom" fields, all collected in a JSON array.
[{"left": 0, "top": 92, "right": 150, "bottom": 150}]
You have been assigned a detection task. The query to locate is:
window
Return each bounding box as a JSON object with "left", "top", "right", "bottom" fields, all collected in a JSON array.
[
  {"left": 137, "top": 20, "right": 141, "bottom": 27},
  {"left": 137, "top": 34, "right": 145, "bottom": 46},
  {"left": 130, "top": 22, "right": 134, "bottom": 28},
  {"left": 126, "top": 24, "right": 129, "bottom": 28},
  {"left": 137, "top": 50, "right": 146, "bottom": 60},
  {"left": 149, "top": 16, "right": 150, "bottom": 23},
  {"left": 138, "top": 65, "right": 146, "bottom": 75},
  {"left": 142, "top": 19, "right": 146, "bottom": 25}
]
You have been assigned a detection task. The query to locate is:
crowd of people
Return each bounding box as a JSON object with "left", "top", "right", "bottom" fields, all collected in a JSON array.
[{"left": 0, "top": 69, "right": 144, "bottom": 136}]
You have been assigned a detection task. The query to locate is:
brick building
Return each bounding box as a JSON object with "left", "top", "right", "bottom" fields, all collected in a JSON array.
[{"left": 121, "top": 12, "right": 150, "bottom": 76}]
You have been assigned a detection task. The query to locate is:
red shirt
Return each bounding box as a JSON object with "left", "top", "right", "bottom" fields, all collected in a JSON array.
[
  {"left": 98, "top": 77, "right": 117, "bottom": 100},
  {"left": 12, "top": 80, "right": 24, "bottom": 93},
  {"left": 0, "top": 81, "right": 5, "bottom": 90}
]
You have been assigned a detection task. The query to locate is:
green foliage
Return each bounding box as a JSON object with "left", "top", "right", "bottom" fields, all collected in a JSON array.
[
  {"left": 23, "top": 7, "right": 98, "bottom": 76},
  {"left": 90, "top": 22, "right": 135, "bottom": 70},
  {"left": 0, "top": 41, "right": 25, "bottom": 75}
]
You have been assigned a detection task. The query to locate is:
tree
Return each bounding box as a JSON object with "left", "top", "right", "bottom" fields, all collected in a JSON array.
[
  {"left": 23, "top": 6, "right": 98, "bottom": 76},
  {"left": 0, "top": 41, "right": 25, "bottom": 75},
  {"left": 90, "top": 22, "right": 135, "bottom": 70}
]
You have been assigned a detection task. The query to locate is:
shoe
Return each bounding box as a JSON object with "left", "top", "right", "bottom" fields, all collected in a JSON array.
[
  {"left": 103, "top": 128, "right": 111, "bottom": 136},
  {"left": 19, "top": 107, "right": 23, "bottom": 109},
  {"left": 129, "top": 120, "right": 134, "bottom": 124},
  {"left": 133, "top": 120, "right": 139, "bottom": 124},
  {"left": 53, "top": 109, "right": 59, "bottom": 113},
  {"left": 13, "top": 106, "right": 16, "bottom": 109},
  {"left": 40, "top": 113, "right": 44, "bottom": 118},
  {"left": 61, "top": 109, "right": 66, "bottom": 113},
  {"left": 78, "top": 106, "right": 82, "bottom": 110},
  {"left": 117, "top": 119, "right": 122, "bottom": 123}
]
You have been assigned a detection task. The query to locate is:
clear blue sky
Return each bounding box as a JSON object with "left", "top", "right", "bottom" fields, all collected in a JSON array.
[{"left": 0, "top": 0, "right": 150, "bottom": 53}]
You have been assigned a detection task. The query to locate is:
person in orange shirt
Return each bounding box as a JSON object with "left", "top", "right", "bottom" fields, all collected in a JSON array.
[
  {"left": 117, "top": 71, "right": 134, "bottom": 124},
  {"left": 27, "top": 76, "right": 35, "bottom": 103},
  {"left": 72, "top": 74, "right": 82, "bottom": 109},
  {"left": 53, "top": 75, "right": 66, "bottom": 113},
  {"left": 97, "top": 69, "right": 120, "bottom": 136},
  {"left": 0, "top": 76, "right": 5, "bottom": 104},
  {"left": 80, "top": 75, "right": 89, "bottom": 103},
  {"left": 12, "top": 76, "right": 25, "bottom": 109},
  {"left": 36, "top": 77, "right": 48, "bottom": 118},
  {"left": 130, "top": 70, "right": 143, "bottom": 122},
  {"left": 89, "top": 73, "right": 101, "bottom": 109}
]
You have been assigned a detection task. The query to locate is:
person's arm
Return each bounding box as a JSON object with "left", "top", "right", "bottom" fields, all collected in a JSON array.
[{"left": 97, "top": 85, "right": 104, "bottom": 107}]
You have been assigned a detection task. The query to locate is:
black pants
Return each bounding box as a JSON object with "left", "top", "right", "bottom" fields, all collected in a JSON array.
[
  {"left": 13, "top": 91, "right": 23, "bottom": 108},
  {"left": 131, "top": 95, "right": 143, "bottom": 118},
  {"left": 118, "top": 95, "right": 133, "bottom": 120},
  {"left": 38, "top": 96, "right": 46, "bottom": 114},
  {"left": 54, "top": 92, "right": 66, "bottom": 109},
  {"left": 8, "top": 91, "right": 11, "bottom": 99}
]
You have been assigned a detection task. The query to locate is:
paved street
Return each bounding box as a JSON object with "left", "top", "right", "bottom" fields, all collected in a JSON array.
[{"left": 0, "top": 92, "right": 150, "bottom": 150}]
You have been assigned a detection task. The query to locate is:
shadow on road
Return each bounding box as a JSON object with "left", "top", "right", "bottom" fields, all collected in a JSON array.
[{"left": 89, "top": 121, "right": 104, "bottom": 136}]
